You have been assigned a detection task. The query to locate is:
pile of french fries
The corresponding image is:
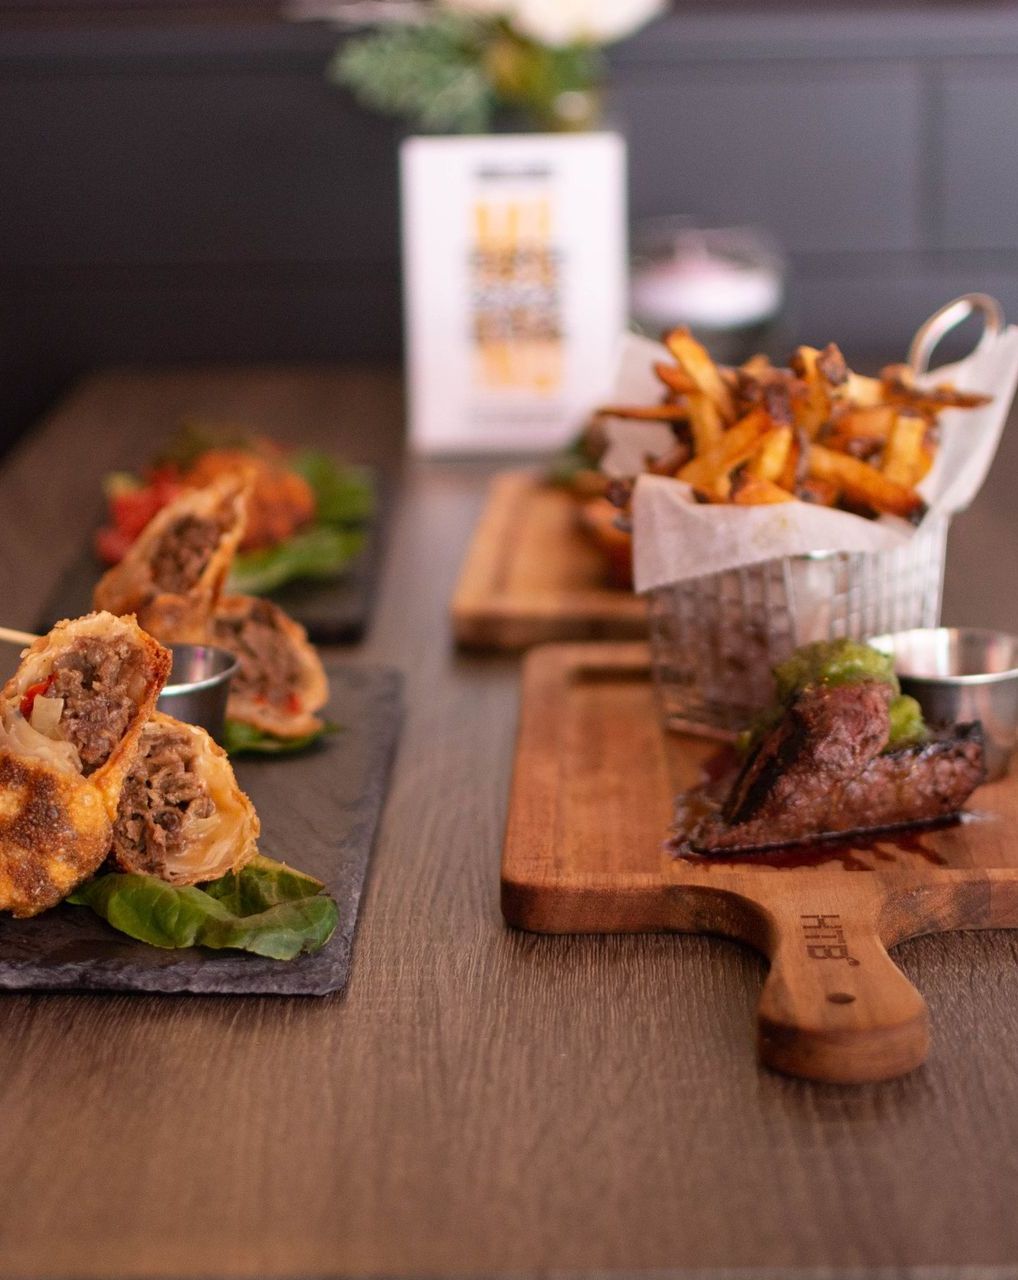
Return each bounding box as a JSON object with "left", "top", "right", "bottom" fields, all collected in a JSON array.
[{"left": 599, "top": 329, "right": 990, "bottom": 524}]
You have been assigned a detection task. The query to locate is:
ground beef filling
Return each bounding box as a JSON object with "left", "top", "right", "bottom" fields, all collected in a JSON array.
[
  {"left": 112, "top": 725, "right": 215, "bottom": 874},
  {"left": 212, "top": 601, "right": 301, "bottom": 708},
  {"left": 151, "top": 515, "right": 223, "bottom": 594},
  {"left": 47, "top": 636, "right": 144, "bottom": 774}
]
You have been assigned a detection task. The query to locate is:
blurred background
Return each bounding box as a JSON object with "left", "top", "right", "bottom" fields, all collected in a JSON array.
[{"left": 3, "top": 0, "right": 1018, "bottom": 453}]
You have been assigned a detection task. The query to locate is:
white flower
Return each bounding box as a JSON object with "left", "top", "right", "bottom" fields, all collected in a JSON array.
[{"left": 503, "top": 0, "right": 666, "bottom": 47}]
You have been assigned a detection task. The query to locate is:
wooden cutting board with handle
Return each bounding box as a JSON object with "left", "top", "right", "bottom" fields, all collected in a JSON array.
[
  {"left": 453, "top": 470, "right": 646, "bottom": 648},
  {"left": 502, "top": 642, "right": 1018, "bottom": 1084}
]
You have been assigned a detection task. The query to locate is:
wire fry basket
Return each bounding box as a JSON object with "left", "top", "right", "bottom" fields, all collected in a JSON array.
[
  {"left": 645, "top": 293, "right": 1003, "bottom": 738},
  {"left": 648, "top": 517, "right": 949, "bottom": 737}
]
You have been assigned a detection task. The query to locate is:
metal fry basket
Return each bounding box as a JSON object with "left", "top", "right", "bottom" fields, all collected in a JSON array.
[
  {"left": 646, "top": 292, "right": 1003, "bottom": 738},
  {"left": 648, "top": 518, "right": 949, "bottom": 737}
]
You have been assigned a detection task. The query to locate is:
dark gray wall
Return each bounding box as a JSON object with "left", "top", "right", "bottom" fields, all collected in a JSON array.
[{"left": 3, "top": 4, "right": 1018, "bottom": 447}]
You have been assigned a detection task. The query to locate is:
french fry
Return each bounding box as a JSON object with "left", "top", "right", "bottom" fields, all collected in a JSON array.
[
  {"left": 823, "top": 405, "right": 896, "bottom": 458},
  {"left": 679, "top": 408, "right": 771, "bottom": 497},
  {"left": 665, "top": 328, "right": 736, "bottom": 424},
  {"left": 653, "top": 363, "right": 697, "bottom": 396},
  {"left": 790, "top": 346, "right": 830, "bottom": 438},
  {"left": 838, "top": 371, "right": 884, "bottom": 408},
  {"left": 685, "top": 391, "right": 725, "bottom": 454},
  {"left": 796, "top": 475, "right": 841, "bottom": 507},
  {"left": 747, "top": 425, "right": 793, "bottom": 483},
  {"left": 809, "top": 444, "right": 927, "bottom": 522},
  {"left": 881, "top": 412, "right": 928, "bottom": 488},
  {"left": 731, "top": 474, "right": 795, "bottom": 505},
  {"left": 597, "top": 403, "right": 689, "bottom": 422}
]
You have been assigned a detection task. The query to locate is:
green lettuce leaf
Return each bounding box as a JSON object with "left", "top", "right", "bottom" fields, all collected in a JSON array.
[
  {"left": 290, "top": 451, "right": 375, "bottom": 526},
  {"left": 68, "top": 855, "right": 338, "bottom": 960},
  {"left": 228, "top": 524, "right": 366, "bottom": 595},
  {"left": 222, "top": 718, "right": 336, "bottom": 756}
]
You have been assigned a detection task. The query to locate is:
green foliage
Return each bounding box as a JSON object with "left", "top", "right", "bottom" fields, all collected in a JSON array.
[
  {"left": 332, "top": 14, "right": 495, "bottom": 133},
  {"left": 331, "top": 15, "right": 602, "bottom": 133},
  {"left": 68, "top": 855, "right": 338, "bottom": 960},
  {"left": 222, "top": 718, "right": 337, "bottom": 756}
]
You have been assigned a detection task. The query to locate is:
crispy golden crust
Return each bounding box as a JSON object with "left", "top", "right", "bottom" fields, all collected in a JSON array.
[
  {"left": 213, "top": 595, "right": 328, "bottom": 739},
  {"left": 111, "top": 712, "right": 259, "bottom": 885},
  {"left": 2, "top": 612, "right": 172, "bottom": 820},
  {"left": 0, "top": 751, "right": 112, "bottom": 917},
  {"left": 93, "top": 475, "right": 250, "bottom": 641}
]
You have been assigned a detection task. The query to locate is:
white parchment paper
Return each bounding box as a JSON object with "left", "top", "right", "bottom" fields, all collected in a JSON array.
[{"left": 597, "top": 326, "right": 1018, "bottom": 594}]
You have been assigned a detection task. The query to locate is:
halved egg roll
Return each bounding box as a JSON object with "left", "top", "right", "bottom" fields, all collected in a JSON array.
[
  {"left": 0, "top": 611, "right": 170, "bottom": 916},
  {"left": 93, "top": 474, "right": 250, "bottom": 643},
  {"left": 111, "top": 712, "right": 259, "bottom": 884},
  {"left": 210, "top": 595, "right": 328, "bottom": 739}
]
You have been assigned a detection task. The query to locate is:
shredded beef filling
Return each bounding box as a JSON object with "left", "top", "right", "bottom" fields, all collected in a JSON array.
[
  {"left": 47, "top": 636, "right": 144, "bottom": 774},
  {"left": 212, "top": 600, "right": 301, "bottom": 708},
  {"left": 151, "top": 515, "right": 223, "bottom": 594},
  {"left": 112, "top": 725, "right": 215, "bottom": 874}
]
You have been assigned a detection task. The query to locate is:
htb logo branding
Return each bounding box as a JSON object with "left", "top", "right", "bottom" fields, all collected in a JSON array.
[{"left": 800, "top": 913, "right": 860, "bottom": 966}]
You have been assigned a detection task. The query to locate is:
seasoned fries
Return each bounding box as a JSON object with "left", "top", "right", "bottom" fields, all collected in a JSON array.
[{"left": 597, "top": 326, "right": 990, "bottom": 526}]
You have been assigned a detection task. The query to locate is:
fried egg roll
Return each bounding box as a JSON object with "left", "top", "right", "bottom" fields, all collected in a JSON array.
[
  {"left": 0, "top": 612, "right": 170, "bottom": 915},
  {"left": 94, "top": 475, "right": 250, "bottom": 643},
  {"left": 210, "top": 595, "right": 328, "bottom": 739},
  {"left": 111, "top": 712, "right": 259, "bottom": 885}
]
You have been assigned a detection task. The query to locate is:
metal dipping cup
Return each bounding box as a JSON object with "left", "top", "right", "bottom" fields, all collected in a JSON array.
[
  {"left": 868, "top": 628, "right": 1018, "bottom": 782},
  {"left": 156, "top": 645, "right": 238, "bottom": 742}
]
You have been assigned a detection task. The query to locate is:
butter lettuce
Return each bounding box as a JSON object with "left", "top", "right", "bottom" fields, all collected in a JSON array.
[
  {"left": 222, "top": 719, "right": 335, "bottom": 756},
  {"left": 68, "top": 855, "right": 338, "bottom": 960},
  {"left": 291, "top": 451, "right": 375, "bottom": 526},
  {"left": 228, "top": 525, "right": 366, "bottom": 595}
]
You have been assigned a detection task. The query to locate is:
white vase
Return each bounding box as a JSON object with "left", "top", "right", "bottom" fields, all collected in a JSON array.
[{"left": 400, "top": 131, "right": 628, "bottom": 454}]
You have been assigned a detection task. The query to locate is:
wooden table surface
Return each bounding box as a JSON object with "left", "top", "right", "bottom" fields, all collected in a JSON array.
[{"left": 2, "top": 366, "right": 1018, "bottom": 1279}]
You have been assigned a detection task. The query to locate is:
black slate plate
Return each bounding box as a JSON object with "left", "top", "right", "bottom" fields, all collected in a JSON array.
[
  {"left": 0, "top": 663, "right": 401, "bottom": 995},
  {"left": 37, "top": 471, "right": 386, "bottom": 645}
]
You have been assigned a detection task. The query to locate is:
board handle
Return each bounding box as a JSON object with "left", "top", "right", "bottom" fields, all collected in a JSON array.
[{"left": 756, "top": 894, "right": 929, "bottom": 1084}]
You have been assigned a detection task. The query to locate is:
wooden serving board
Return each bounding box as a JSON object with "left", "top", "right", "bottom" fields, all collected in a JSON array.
[
  {"left": 452, "top": 469, "right": 646, "bottom": 648},
  {"left": 502, "top": 642, "right": 1018, "bottom": 1084}
]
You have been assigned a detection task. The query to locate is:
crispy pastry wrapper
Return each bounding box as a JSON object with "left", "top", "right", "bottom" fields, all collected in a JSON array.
[
  {"left": 93, "top": 474, "right": 250, "bottom": 642},
  {"left": 597, "top": 327, "right": 1018, "bottom": 594},
  {"left": 212, "top": 595, "right": 328, "bottom": 739},
  {"left": 111, "top": 711, "right": 259, "bottom": 885},
  {"left": 0, "top": 612, "right": 170, "bottom": 915}
]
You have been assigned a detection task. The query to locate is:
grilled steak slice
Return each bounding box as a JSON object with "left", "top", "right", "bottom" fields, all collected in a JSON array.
[{"left": 685, "top": 679, "right": 985, "bottom": 853}]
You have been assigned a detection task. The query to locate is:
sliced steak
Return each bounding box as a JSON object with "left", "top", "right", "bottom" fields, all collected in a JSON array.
[
  {"left": 47, "top": 635, "right": 144, "bottom": 774},
  {"left": 683, "top": 679, "right": 985, "bottom": 853},
  {"left": 151, "top": 515, "right": 223, "bottom": 594},
  {"left": 112, "top": 721, "right": 214, "bottom": 875}
]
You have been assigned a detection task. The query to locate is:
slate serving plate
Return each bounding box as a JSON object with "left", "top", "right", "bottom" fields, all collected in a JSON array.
[
  {"left": 37, "top": 470, "right": 386, "bottom": 645},
  {"left": 0, "top": 662, "right": 402, "bottom": 995}
]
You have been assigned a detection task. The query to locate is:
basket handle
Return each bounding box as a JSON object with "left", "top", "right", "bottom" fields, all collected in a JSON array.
[{"left": 908, "top": 293, "right": 1004, "bottom": 376}]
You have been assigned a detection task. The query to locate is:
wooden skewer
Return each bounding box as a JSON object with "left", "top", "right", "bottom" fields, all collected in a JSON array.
[{"left": 0, "top": 626, "right": 41, "bottom": 648}]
